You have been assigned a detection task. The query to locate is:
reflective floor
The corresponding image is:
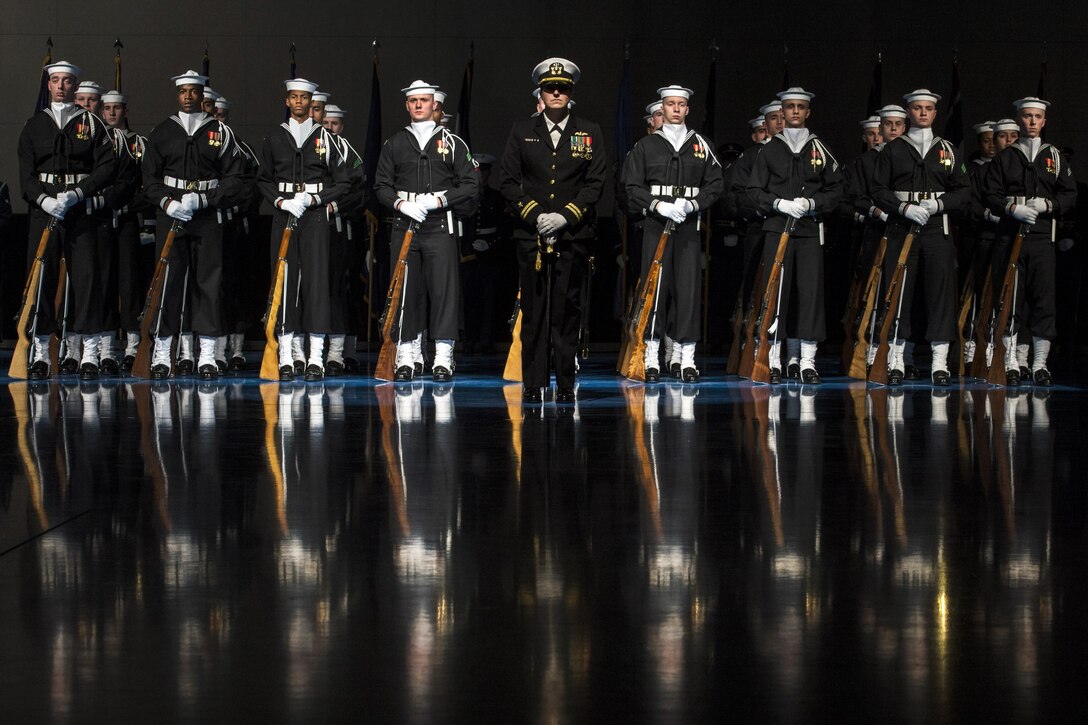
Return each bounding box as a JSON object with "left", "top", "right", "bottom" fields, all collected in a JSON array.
[{"left": 1, "top": 356, "right": 1086, "bottom": 723}]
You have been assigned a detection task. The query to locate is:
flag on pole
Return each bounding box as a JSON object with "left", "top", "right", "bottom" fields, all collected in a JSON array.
[
  {"left": 285, "top": 43, "right": 296, "bottom": 120},
  {"left": 454, "top": 43, "right": 474, "bottom": 148},
  {"left": 866, "top": 52, "right": 882, "bottom": 116},
  {"left": 363, "top": 41, "right": 383, "bottom": 211},
  {"left": 702, "top": 40, "right": 718, "bottom": 142},
  {"left": 35, "top": 37, "right": 53, "bottom": 112},
  {"left": 114, "top": 38, "right": 123, "bottom": 92},
  {"left": 202, "top": 41, "right": 210, "bottom": 79}
]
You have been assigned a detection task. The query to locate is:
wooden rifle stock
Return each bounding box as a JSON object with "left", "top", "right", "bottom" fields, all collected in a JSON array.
[
  {"left": 748, "top": 218, "right": 797, "bottom": 383},
  {"left": 733, "top": 258, "right": 766, "bottom": 378},
  {"left": 845, "top": 235, "right": 889, "bottom": 380},
  {"left": 615, "top": 274, "right": 641, "bottom": 374},
  {"left": 867, "top": 224, "right": 921, "bottom": 385},
  {"left": 621, "top": 220, "right": 675, "bottom": 381},
  {"left": 968, "top": 273, "right": 995, "bottom": 380},
  {"left": 986, "top": 225, "right": 1028, "bottom": 385},
  {"left": 502, "top": 291, "right": 523, "bottom": 382},
  {"left": 9, "top": 218, "right": 59, "bottom": 379},
  {"left": 374, "top": 223, "right": 418, "bottom": 381},
  {"left": 132, "top": 221, "right": 184, "bottom": 379},
  {"left": 259, "top": 217, "right": 299, "bottom": 381}
]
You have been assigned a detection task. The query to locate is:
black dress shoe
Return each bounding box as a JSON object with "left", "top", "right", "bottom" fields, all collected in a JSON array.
[
  {"left": 1033, "top": 368, "right": 1053, "bottom": 387},
  {"left": 215, "top": 359, "right": 228, "bottom": 374},
  {"left": 176, "top": 359, "right": 195, "bottom": 376},
  {"left": 228, "top": 355, "right": 246, "bottom": 372},
  {"left": 79, "top": 362, "right": 99, "bottom": 380},
  {"left": 394, "top": 365, "right": 414, "bottom": 382},
  {"left": 60, "top": 357, "right": 79, "bottom": 375},
  {"left": 787, "top": 362, "right": 801, "bottom": 380},
  {"left": 931, "top": 369, "right": 950, "bottom": 387},
  {"left": 199, "top": 363, "right": 218, "bottom": 380},
  {"left": 150, "top": 364, "right": 171, "bottom": 380},
  {"left": 555, "top": 387, "right": 576, "bottom": 403},
  {"left": 122, "top": 355, "right": 135, "bottom": 373},
  {"left": 681, "top": 367, "right": 700, "bottom": 383},
  {"left": 888, "top": 368, "right": 905, "bottom": 385},
  {"left": 29, "top": 360, "right": 50, "bottom": 380},
  {"left": 1005, "top": 368, "right": 1020, "bottom": 387},
  {"left": 645, "top": 366, "right": 660, "bottom": 383},
  {"left": 326, "top": 360, "right": 344, "bottom": 377},
  {"left": 100, "top": 357, "right": 119, "bottom": 376},
  {"left": 344, "top": 357, "right": 360, "bottom": 373},
  {"left": 293, "top": 360, "right": 305, "bottom": 376},
  {"left": 801, "top": 367, "right": 821, "bottom": 384},
  {"left": 522, "top": 386, "right": 542, "bottom": 404},
  {"left": 905, "top": 365, "right": 921, "bottom": 381},
  {"left": 432, "top": 365, "right": 453, "bottom": 383},
  {"left": 769, "top": 367, "right": 782, "bottom": 384},
  {"left": 414, "top": 361, "right": 424, "bottom": 375},
  {"left": 669, "top": 362, "right": 681, "bottom": 379},
  {"left": 305, "top": 364, "right": 324, "bottom": 382},
  {"left": 1019, "top": 365, "right": 1031, "bottom": 381},
  {"left": 279, "top": 364, "right": 294, "bottom": 381}
]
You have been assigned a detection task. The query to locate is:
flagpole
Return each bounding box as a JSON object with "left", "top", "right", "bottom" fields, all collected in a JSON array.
[{"left": 113, "top": 38, "right": 123, "bottom": 92}]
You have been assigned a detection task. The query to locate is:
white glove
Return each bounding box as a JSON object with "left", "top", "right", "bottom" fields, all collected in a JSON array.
[
  {"left": 41, "top": 197, "right": 66, "bottom": 219},
  {"left": 57, "top": 191, "right": 79, "bottom": 208},
  {"left": 139, "top": 232, "right": 155, "bottom": 246},
  {"left": 903, "top": 204, "right": 931, "bottom": 225},
  {"left": 1026, "top": 197, "right": 1049, "bottom": 213},
  {"left": 984, "top": 210, "right": 1001, "bottom": 224},
  {"left": 544, "top": 235, "right": 557, "bottom": 247},
  {"left": 294, "top": 192, "right": 314, "bottom": 208},
  {"left": 537, "top": 212, "right": 568, "bottom": 236},
  {"left": 774, "top": 199, "right": 805, "bottom": 219},
  {"left": 723, "top": 234, "right": 739, "bottom": 248},
  {"left": 180, "top": 192, "right": 201, "bottom": 212},
  {"left": 1009, "top": 204, "right": 1038, "bottom": 224},
  {"left": 1058, "top": 238, "right": 1075, "bottom": 252},
  {"left": 792, "top": 197, "right": 815, "bottom": 216},
  {"left": 397, "top": 200, "right": 428, "bottom": 223},
  {"left": 919, "top": 198, "right": 940, "bottom": 214},
  {"left": 165, "top": 200, "right": 193, "bottom": 222},
  {"left": 675, "top": 198, "right": 695, "bottom": 215},
  {"left": 279, "top": 198, "right": 306, "bottom": 219},
  {"left": 879, "top": 211, "right": 889, "bottom": 223},
  {"left": 417, "top": 194, "right": 443, "bottom": 211},
  {"left": 654, "top": 201, "right": 686, "bottom": 223},
  {"left": 471, "top": 239, "right": 490, "bottom": 252}
]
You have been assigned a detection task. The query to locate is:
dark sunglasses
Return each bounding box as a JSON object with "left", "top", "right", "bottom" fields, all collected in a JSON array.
[{"left": 542, "top": 83, "right": 572, "bottom": 95}]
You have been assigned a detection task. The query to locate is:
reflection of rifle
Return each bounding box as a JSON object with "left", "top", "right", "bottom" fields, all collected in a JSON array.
[
  {"left": 131, "top": 220, "right": 183, "bottom": 378},
  {"left": 868, "top": 224, "right": 921, "bottom": 385},
  {"left": 986, "top": 224, "right": 1028, "bottom": 385},
  {"left": 845, "top": 235, "right": 888, "bottom": 379},
  {"left": 578, "top": 256, "right": 595, "bottom": 359},
  {"left": 375, "top": 222, "right": 418, "bottom": 381},
  {"left": 728, "top": 258, "right": 765, "bottom": 376},
  {"left": 259, "top": 217, "right": 299, "bottom": 380},
  {"left": 620, "top": 220, "right": 675, "bottom": 381},
  {"left": 502, "top": 291, "right": 522, "bottom": 382},
  {"left": 747, "top": 218, "right": 797, "bottom": 383},
  {"left": 9, "top": 217, "right": 59, "bottom": 379}
]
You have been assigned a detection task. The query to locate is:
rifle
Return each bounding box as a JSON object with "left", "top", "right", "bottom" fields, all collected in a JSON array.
[
  {"left": 985, "top": 224, "right": 1028, "bottom": 385},
  {"left": 9, "top": 217, "right": 59, "bottom": 379},
  {"left": 259, "top": 216, "right": 299, "bottom": 381},
  {"left": 51, "top": 256, "right": 69, "bottom": 373},
  {"left": 502, "top": 291, "right": 522, "bottom": 382},
  {"left": 967, "top": 272, "right": 995, "bottom": 379},
  {"left": 730, "top": 258, "right": 765, "bottom": 377},
  {"left": 615, "top": 273, "right": 640, "bottom": 375},
  {"left": 845, "top": 234, "right": 889, "bottom": 380},
  {"left": 620, "top": 220, "right": 675, "bottom": 381},
  {"left": 374, "top": 222, "right": 418, "bottom": 381},
  {"left": 131, "top": 220, "right": 184, "bottom": 379},
  {"left": 578, "top": 256, "right": 595, "bottom": 360},
  {"left": 747, "top": 218, "right": 797, "bottom": 384},
  {"left": 867, "top": 223, "right": 921, "bottom": 385}
]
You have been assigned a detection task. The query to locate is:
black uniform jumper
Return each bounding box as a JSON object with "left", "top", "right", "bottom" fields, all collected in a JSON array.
[{"left": 95, "top": 126, "right": 142, "bottom": 337}]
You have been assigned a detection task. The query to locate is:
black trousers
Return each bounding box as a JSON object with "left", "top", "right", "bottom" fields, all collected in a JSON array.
[
  {"left": 328, "top": 217, "right": 351, "bottom": 335},
  {"left": 757, "top": 232, "right": 826, "bottom": 342},
  {"left": 220, "top": 213, "right": 249, "bottom": 335},
  {"left": 388, "top": 222, "right": 461, "bottom": 342},
  {"left": 640, "top": 217, "right": 702, "bottom": 343},
  {"left": 882, "top": 225, "right": 955, "bottom": 342},
  {"left": 115, "top": 213, "right": 146, "bottom": 331},
  {"left": 270, "top": 208, "right": 332, "bottom": 335},
  {"left": 95, "top": 214, "right": 120, "bottom": 333},
  {"left": 344, "top": 218, "right": 370, "bottom": 339},
  {"left": 154, "top": 209, "right": 223, "bottom": 338},
  {"left": 991, "top": 234, "right": 1056, "bottom": 340},
  {"left": 27, "top": 208, "right": 105, "bottom": 335},
  {"left": 517, "top": 237, "right": 586, "bottom": 389},
  {"left": 740, "top": 220, "right": 766, "bottom": 313}
]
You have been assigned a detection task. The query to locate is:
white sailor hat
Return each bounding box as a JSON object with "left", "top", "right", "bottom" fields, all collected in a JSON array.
[
  {"left": 759, "top": 100, "right": 783, "bottom": 115},
  {"left": 324, "top": 104, "right": 344, "bottom": 118},
  {"left": 172, "top": 70, "right": 208, "bottom": 87},
  {"left": 657, "top": 85, "right": 693, "bottom": 100},
  {"left": 45, "top": 61, "right": 81, "bottom": 77},
  {"left": 993, "top": 118, "right": 1019, "bottom": 132},
  {"left": 749, "top": 115, "right": 766, "bottom": 128},
  {"left": 311, "top": 90, "right": 329, "bottom": 103},
  {"left": 1013, "top": 96, "right": 1050, "bottom": 111},
  {"left": 434, "top": 90, "right": 447, "bottom": 104},
  {"left": 284, "top": 78, "right": 318, "bottom": 94},
  {"left": 877, "top": 104, "right": 908, "bottom": 119},
  {"left": 202, "top": 87, "right": 221, "bottom": 101},
  {"left": 860, "top": 115, "right": 881, "bottom": 129},
  {"left": 972, "top": 121, "right": 995, "bottom": 135},
  {"left": 903, "top": 88, "right": 941, "bottom": 104},
  {"left": 533, "top": 57, "right": 581, "bottom": 86},
  {"left": 645, "top": 100, "right": 663, "bottom": 114},
  {"left": 401, "top": 79, "right": 439, "bottom": 96},
  {"left": 101, "top": 90, "right": 126, "bottom": 104},
  {"left": 441, "top": 113, "right": 453, "bottom": 123},
  {"left": 76, "top": 81, "right": 102, "bottom": 96},
  {"left": 643, "top": 114, "right": 654, "bottom": 124},
  {"left": 474, "top": 153, "right": 497, "bottom": 166},
  {"left": 777, "top": 87, "right": 814, "bottom": 102},
  {"left": 214, "top": 98, "right": 232, "bottom": 110}
]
